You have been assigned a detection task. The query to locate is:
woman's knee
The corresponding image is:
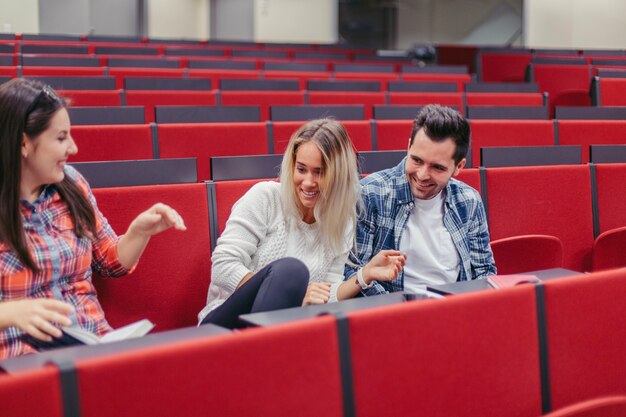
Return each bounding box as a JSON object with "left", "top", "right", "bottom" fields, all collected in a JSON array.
[{"left": 266, "top": 257, "right": 309, "bottom": 288}]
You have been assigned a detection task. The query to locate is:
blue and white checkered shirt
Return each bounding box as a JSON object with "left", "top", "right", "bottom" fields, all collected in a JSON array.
[{"left": 344, "top": 157, "right": 496, "bottom": 296}]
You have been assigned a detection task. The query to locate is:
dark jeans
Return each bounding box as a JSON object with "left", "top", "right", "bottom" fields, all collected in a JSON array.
[{"left": 200, "top": 257, "right": 309, "bottom": 329}]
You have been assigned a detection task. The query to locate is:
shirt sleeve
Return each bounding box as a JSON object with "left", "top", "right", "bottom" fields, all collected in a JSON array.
[
  {"left": 68, "top": 166, "right": 130, "bottom": 278},
  {"left": 210, "top": 182, "right": 276, "bottom": 297},
  {"left": 468, "top": 198, "right": 497, "bottom": 280},
  {"left": 344, "top": 185, "right": 389, "bottom": 296}
]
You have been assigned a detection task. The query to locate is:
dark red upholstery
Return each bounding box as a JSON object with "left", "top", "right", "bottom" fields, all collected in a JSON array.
[
  {"left": 75, "top": 317, "right": 344, "bottom": 417},
  {"left": 465, "top": 92, "right": 544, "bottom": 106},
  {"left": 479, "top": 52, "right": 532, "bottom": 82},
  {"left": 374, "top": 120, "right": 412, "bottom": 150},
  {"left": 470, "top": 120, "right": 555, "bottom": 166},
  {"left": 544, "top": 269, "right": 626, "bottom": 409},
  {"left": 456, "top": 167, "right": 481, "bottom": 193},
  {"left": 557, "top": 121, "right": 626, "bottom": 163},
  {"left": 401, "top": 73, "right": 472, "bottom": 91},
  {"left": 0, "top": 366, "right": 64, "bottom": 417},
  {"left": 157, "top": 123, "right": 269, "bottom": 180},
  {"left": 592, "top": 226, "right": 626, "bottom": 271},
  {"left": 108, "top": 68, "right": 185, "bottom": 88},
  {"left": 543, "top": 396, "right": 626, "bottom": 417},
  {"left": 348, "top": 286, "right": 543, "bottom": 417},
  {"left": 307, "top": 91, "right": 385, "bottom": 119},
  {"left": 70, "top": 124, "right": 154, "bottom": 162},
  {"left": 485, "top": 165, "right": 594, "bottom": 271},
  {"left": 125, "top": 90, "right": 218, "bottom": 123},
  {"left": 598, "top": 78, "right": 626, "bottom": 105},
  {"left": 92, "top": 183, "right": 212, "bottom": 330},
  {"left": 59, "top": 90, "right": 123, "bottom": 106},
  {"left": 594, "top": 163, "right": 626, "bottom": 233},
  {"left": 388, "top": 92, "right": 464, "bottom": 111},
  {"left": 272, "top": 120, "right": 373, "bottom": 153},
  {"left": 221, "top": 91, "right": 305, "bottom": 121},
  {"left": 531, "top": 64, "right": 592, "bottom": 111},
  {"left": 491, "top": 235, "right": 563, "bottom": 274},
  {"left": 21, "top": 66, "right": 106, "bottom": 77},
  {"left": 214, "top": 178, "right": 268, "bottom": 235}
]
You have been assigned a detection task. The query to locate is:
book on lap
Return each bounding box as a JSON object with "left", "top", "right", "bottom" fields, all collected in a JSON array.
[
  {"left": 26, "top": 319, "right": 155, "bottom": 351},
  {"left": 487, "top": 274, "right": 541, "bottom": 289}
]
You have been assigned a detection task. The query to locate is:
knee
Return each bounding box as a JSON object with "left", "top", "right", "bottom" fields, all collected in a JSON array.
[{"left": 268, "top": 257, "right": 309, "bottom": 289}]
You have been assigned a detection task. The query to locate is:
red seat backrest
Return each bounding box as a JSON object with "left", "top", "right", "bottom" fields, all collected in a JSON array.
[
  {"left": 0, "top": 366, "right": 64, "bottom": 417},
  {"left": 92, "top": 183, "right": 212, "bottom": 330},
  {"left": 544, "top": 269, "right": 626, "bottom": 409},
  {"left": 307, "top": 91, "right": 385, "bottom": 119},
  {"left": 598, "top": 78, "right": 626, "bottom": 105},
  {"left": 221, "top": 91, "right": 305, "bottom": 121},
  {"left": 75, "top": 317, "right": 344, "bottom": 417},
  {"left": 485, "top": 165, "right": 594, "bottom": 271},
  {"left": 594, "top": 163, "right": 626, "bottom": 233},
  {"left": 374, "top": 119, "right": 412, "bottom": 151},
  {"left": 401, "top": 73, "right": 472, "bottom": 91},
  {"left": 470, "top": 120, "right": 555, "bottom": 166},
  {"left": 271, "top": 120, "right": 372, "bottom": 154},
  {"left": 60, "top": 90, "right": 122, "bottom": 106},
  {"left": 125, "top": 90, "right": 218, "bottom": 123},
  {"left": 388, "top": 92, "right": 464, "bottom": 112},
  {"left": 157, "top": 122, "right": 269, "bottom": 181},
  {"left": 214, "top": 179, "right": 269, "bottom": 236},
  {"left": 479, "top": 52, "right": 532, "bottom": 82},
  {"left": 70, "top": 124, "right": 154, "bottom": 162},
  {"left": 465, "top": 92, "right": 544, "bottom": 106},
  {"left": 531, "top": 64, "right": 592, "bottom": 111},
  {"left": 348, "top": 286, "right": 543, "bottom": 417},
  {"left": 456, "top": 167, "right": 481, "bottom": 194},
  {"left": 557, "top": 121, "right": 626, "bottom": 163}
]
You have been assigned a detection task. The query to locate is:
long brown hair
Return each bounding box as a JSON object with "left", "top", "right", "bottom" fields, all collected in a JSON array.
[{"left": 0, "top": 78, "right": 96, "bottom": 271}]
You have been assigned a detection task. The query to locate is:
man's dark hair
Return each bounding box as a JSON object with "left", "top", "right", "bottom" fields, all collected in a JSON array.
[{"left": 410, "top": 104, "right": 470, "bottom": 164}]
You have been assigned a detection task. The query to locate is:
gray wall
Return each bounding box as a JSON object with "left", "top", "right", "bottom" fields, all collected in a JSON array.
[
  {"left": 38, "top": 0, "right": 140, "bottom": 36},
  {"left": 211, "top": 0, "right": 254, "bottom": 41}
]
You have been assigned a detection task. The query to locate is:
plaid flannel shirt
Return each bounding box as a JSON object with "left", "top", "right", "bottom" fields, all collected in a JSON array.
[
  {"left": 344, "top": 157, "right": 496, "bottom": 296},
  {"left": 0, "top": 166, "right": 129, "bottom": 359}
]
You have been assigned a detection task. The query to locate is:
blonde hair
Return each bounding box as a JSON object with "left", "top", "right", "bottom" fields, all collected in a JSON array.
[{"left": 280, "top": 119, "right": 362, "bottom": 254}]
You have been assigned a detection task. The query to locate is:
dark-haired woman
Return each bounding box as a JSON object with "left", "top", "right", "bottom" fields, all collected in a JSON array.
[{"left": 0, "top": 78, "right": 186, "bottom": 358}]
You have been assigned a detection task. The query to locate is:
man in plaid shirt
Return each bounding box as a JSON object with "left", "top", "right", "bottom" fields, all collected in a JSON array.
[{"left": 344, "top": 105, "right": 496, "bottom": 295}]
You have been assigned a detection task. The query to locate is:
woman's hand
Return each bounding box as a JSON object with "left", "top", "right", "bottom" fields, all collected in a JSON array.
[
  {"left": 362, "top": 250, "right": 407, "bottom": 284},
  {"left": 0, "top": 299, "right": 74, "bottom": 341},
  {"left": 127, "top": 203, "right": 186, "bottom": 238},
  {"left": 302, "top": 282, "right": 331, "bottom": 306}
]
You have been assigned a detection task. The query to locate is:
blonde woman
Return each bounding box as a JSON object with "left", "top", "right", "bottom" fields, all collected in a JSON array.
[{"left": 199, "top": 119, "right": 405, "bottom": 328}]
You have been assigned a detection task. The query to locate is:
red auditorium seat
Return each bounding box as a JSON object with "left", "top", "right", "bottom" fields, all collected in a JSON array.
[
  {"left": 485, "top": 165, "right": 594, "bottom": 271},
  {"left": 0, "top": 366, "right": 64, "bottom": 417},
  {"left": 374, "top": 119, "right": 412, "bottom": 151},
  {"left": 73, "top": 317, "right": 344, "bottom": 417},
  {"left": 220, "top": 91, "right": 305, "bottom": 121},
  {"left": 491, "top": 235, "right": 563, "bottom": 274},
  {"left": 125, "top": 90, "right": 218, "bottom": 123},
  {"left": 59, "top": 90, "right": 123, "bottom": 106},
  {"left": 557, "top": 121, "right": 626, "bottom": 163},
  {"left": 307, "top": 91, "right": 385, "bottom": 119},
  {"left": 388, "top": 92, "right": 464, "bottom": 112},
  {"left": 213, "top": 178, "right": 274, "bottom": 236},
  {"left": 347, "top": 286, "right": 543, "bottom": 417},
  {"left": 70, "top": 124, "right": 154, "bottom": 162},
  {"left": 108, "top": 68, "right": 186, "bottom": 89},
  {"left": 470, "top": 120, "right": 555, "bottom": 166},
  {"left": 465, "top": 92, "right": 545, "bottom": 107},
  {"left": 456, "top": 167, "right": 481, "bottom": 193},
  {"left": 593, "top": 163, "right": 626, "bottom": 233},
  {"left": 21, "top": 66, "right": 106, "bottom": 77},
  {"left": 596, "top": 78, "right": 626, "bottom": 105},
  {"left": 400, "top": 73, "right": 472, "bottom": 91},
  {"left": 478, "top": 51, "right": 532, "bottom": 82},
  {"left": 157, "top": 122, "right": 269, "bottom": 181},
  {"left": 271, "top": 120, "right": 373, "bottom": 154},
  {"left": 592, "top": 226, "right": 626, "bottom": 271},
  {"left": 544, "top": 269, "right": 626, "bottom": 409},
  {"left": 542, "top": 396, "right": 626, "bottom": 417},
  {"left": 92, "top": 183, "right": 212, "bottom": 330},
  {"left": 529, "top": 63, "right": 592, "bottom": 112}
]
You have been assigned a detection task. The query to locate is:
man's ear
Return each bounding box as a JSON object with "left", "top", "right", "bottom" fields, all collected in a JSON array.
[{"left": 453, "top": 158, "right": 466, "bottom": 176}]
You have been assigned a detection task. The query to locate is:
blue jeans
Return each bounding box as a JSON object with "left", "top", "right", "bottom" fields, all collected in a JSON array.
[{"left": 200, "top": 257, "right": 309, "bottom": 329}]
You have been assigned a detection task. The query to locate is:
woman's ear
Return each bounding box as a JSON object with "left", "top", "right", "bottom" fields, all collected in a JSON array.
[{"left": 22, "top": 133, "right": 30, "bottom": 158}]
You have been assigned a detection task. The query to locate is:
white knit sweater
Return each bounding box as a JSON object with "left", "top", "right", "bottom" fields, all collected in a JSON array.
[{"left": 198, "top": 181, "right": 350, "bottom": 322}]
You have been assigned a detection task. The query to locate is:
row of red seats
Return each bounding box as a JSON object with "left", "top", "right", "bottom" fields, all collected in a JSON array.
[
  {"left": 2, "top": 267, "right": 624, "bottom": 417},
  {"left": 69, "top": 120, "right": 626, "bottom": 179}
]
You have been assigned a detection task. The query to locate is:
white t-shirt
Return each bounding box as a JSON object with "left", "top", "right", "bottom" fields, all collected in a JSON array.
[{"left": 399, "top": 190, "right": 460, "bottom": 293}]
